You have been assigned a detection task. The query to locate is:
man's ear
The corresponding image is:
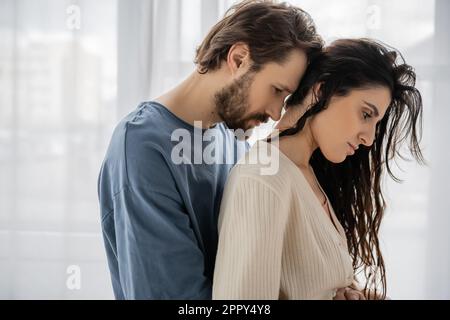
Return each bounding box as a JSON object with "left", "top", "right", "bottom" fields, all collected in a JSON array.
[{"left": 227, "top": 42, "right": 250, "bottom": 76}]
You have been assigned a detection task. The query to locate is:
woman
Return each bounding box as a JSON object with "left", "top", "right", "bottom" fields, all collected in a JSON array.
[{"left": 212, "top": 38, "right": 425, "bottom": 300}]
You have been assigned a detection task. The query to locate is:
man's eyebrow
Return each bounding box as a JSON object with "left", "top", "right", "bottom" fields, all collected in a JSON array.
[{"left": 363, "top": 100, "right": 380, "bottom": 117}]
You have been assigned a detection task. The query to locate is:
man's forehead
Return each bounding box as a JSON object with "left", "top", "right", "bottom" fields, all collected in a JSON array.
[{"left": 259, "top": 62, "right": 304, "bottom": 86}]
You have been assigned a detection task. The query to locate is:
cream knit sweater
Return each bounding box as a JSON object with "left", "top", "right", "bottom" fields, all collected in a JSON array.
[{"left": 213, "top": 140, "right": 355, "bottom": 300}]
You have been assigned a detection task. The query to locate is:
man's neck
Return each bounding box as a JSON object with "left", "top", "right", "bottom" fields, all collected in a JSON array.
[{"left": 155, "top": 70, "right": 226, "bottom": 129}]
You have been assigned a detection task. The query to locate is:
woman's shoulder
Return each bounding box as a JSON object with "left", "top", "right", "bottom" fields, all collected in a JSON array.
[{"left": 230, "top": 140, "right": 297, "bottom": 195}]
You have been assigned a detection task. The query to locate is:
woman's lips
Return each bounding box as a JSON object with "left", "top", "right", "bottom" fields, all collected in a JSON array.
[{"left": 347, "top": 143, "right": 356, "bottom": 155}]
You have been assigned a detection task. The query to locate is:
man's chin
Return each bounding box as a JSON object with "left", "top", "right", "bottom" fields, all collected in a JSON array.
[
  {"left": 238, "top": 123, "right": 256, "bottom": 135},
  {"left": 223, "top": 120, "right": 249, "bottom": 131},
  {"left": 222, "top": 121, "right": 254, "bottom": 140}
]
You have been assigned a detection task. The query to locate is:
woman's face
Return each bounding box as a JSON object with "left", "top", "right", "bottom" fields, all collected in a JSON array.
[{"left": 310, "top": 86, "right": 391, "bottom": 163}]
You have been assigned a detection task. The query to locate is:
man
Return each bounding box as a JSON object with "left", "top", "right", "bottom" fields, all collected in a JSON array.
[{"left": 98, "top": 0, "right": 323, "bottom": 299}]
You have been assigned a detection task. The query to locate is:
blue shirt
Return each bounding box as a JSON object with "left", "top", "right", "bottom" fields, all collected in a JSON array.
[{"left": 98, "top": 101, "right": 248, "bottom": 299}]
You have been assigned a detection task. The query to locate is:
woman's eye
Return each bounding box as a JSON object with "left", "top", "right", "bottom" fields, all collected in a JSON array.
[
  {"left": 274, "top": 87, "right": 283, "bottom": 95},
  {"left": 363, "top": 111, "right": 372, "bottom": 120}
]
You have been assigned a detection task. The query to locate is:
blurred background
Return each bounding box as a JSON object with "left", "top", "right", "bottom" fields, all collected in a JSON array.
[{"left": 0, "top": 0, "right": 448, "bottom": 299}]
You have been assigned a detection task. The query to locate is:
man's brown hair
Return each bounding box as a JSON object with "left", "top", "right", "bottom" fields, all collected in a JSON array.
[{"left": 195, "top": 0, "right": 324, "bottom": 74}]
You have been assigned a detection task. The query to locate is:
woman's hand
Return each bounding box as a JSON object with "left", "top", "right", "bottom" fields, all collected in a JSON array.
[{"left": 333, "top": 287, "right": 367, "bottom": 300}]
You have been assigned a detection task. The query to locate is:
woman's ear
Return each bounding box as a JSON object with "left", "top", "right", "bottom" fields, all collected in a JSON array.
[
  {"left": 309, "top": 82, "right": 322, "bottom": 108},
  {"left": 275, "top": 82, "right": 322, "bottom": 131},
  {"left": 227, "top": 42, "right": 251, "bottom": 76},
  {"left": 275, "top": 103, "right": 308, "bottom": 131}
]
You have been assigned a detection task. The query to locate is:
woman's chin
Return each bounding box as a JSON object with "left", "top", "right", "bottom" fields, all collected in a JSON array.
[{"left": 322, "top": 152, "right": 347, "bottom": 164}]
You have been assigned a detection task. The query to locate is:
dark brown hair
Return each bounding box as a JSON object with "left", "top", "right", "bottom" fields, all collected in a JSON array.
[
  {"left": 195, "top": 0, "right": 324, "bottom": 74},
  {"left": 282, "top": 38, "right": 425, "bottom": 299}
]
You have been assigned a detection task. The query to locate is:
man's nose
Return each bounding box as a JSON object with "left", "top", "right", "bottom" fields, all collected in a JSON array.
[{"left": 266, "top": 104, "right": 283, "bottom": 121}]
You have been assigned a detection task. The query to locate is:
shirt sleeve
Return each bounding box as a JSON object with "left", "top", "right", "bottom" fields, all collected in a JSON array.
[
  {"left": 212, "top": 174, "right": 288, "bottom": 300},
  {"left": 108, "top": 142, "right": 211, "bottom": 299}
]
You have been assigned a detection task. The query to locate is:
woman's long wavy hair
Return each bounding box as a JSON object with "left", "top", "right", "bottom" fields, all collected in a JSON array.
[{"left": 280, "top": 38, "right": 426, "bottom": 299}]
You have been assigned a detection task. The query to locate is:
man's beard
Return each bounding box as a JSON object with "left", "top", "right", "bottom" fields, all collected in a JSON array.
[{"left": 214, "top": 71, "right": 269, "bottom": 132}]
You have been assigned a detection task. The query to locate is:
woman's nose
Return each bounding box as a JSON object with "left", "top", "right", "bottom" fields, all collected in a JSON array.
[{"left": 359, "top": 128, "right": 376, "bottom": 147}]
